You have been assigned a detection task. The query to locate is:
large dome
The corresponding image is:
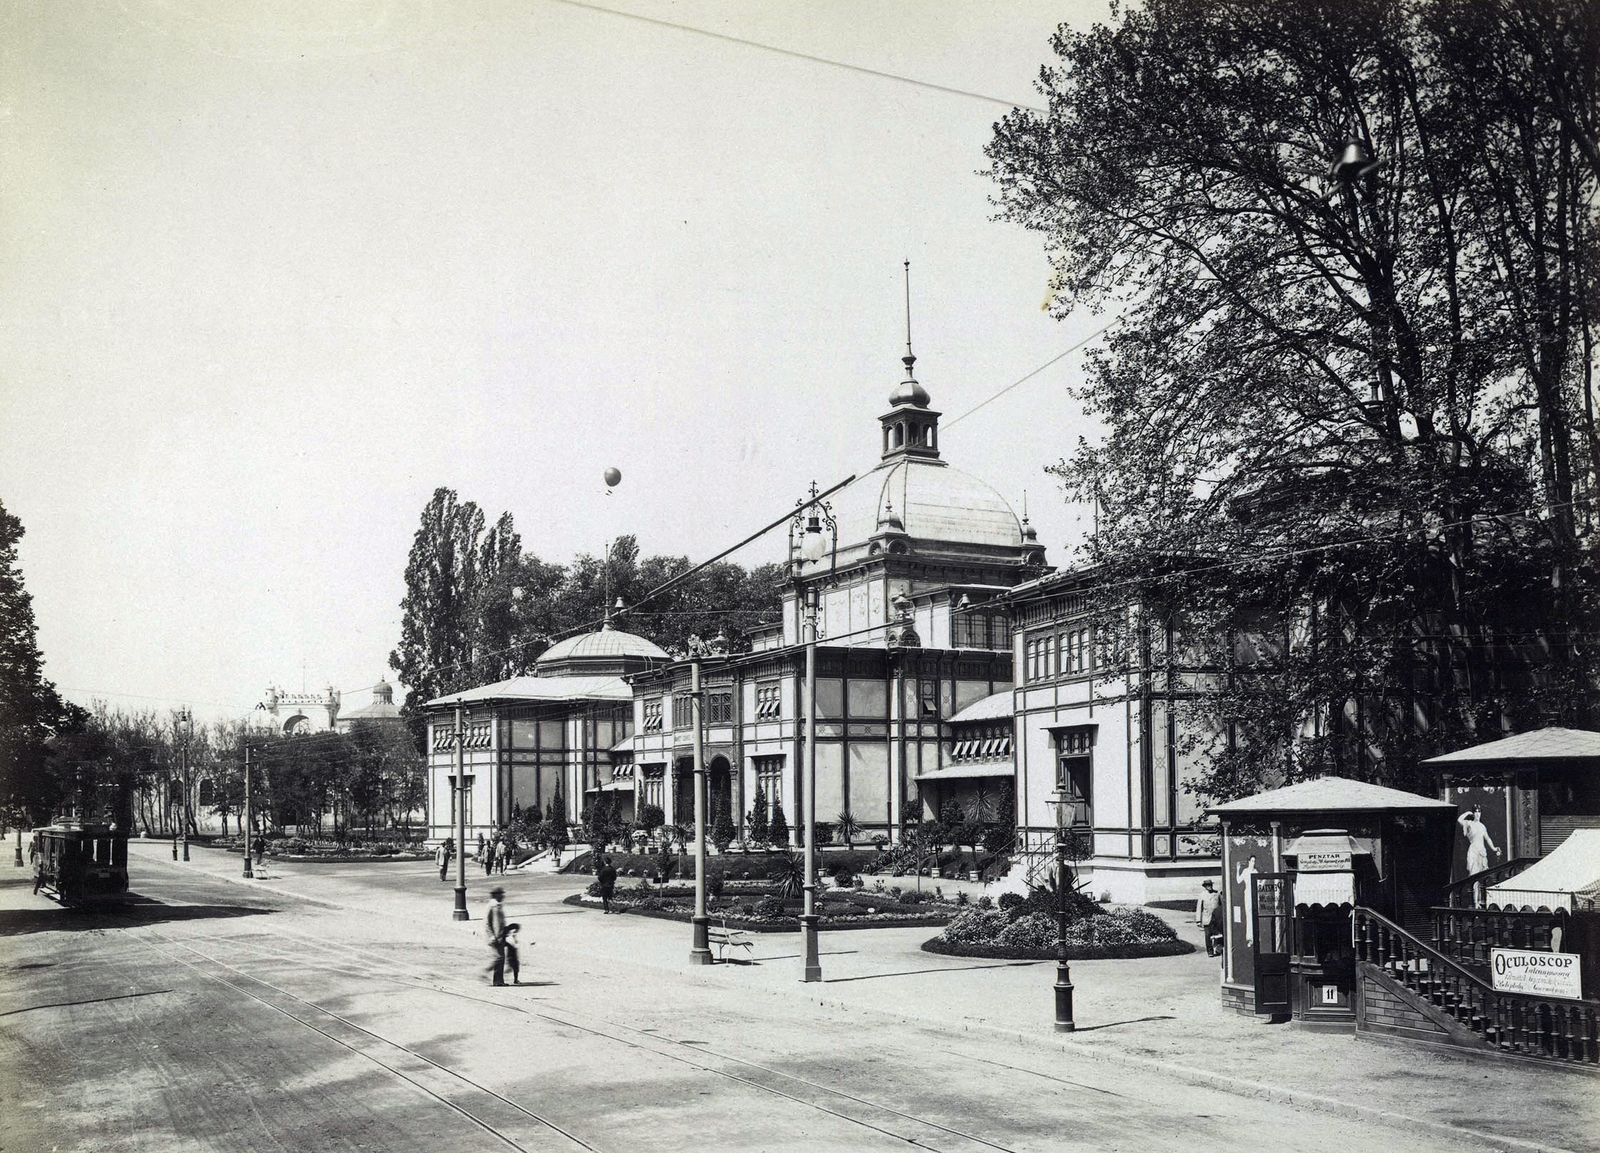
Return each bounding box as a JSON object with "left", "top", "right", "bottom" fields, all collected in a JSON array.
[
  {"left": 536, "top": 626, "right": 670, "bottom": 669},
  {"left": 825, "top": 458, "right": 1022, "bottom": 552}
]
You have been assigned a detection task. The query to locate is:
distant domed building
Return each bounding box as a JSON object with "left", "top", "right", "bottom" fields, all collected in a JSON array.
[{"left": 334, "top": 678, "right": 408, "bottom": 734}]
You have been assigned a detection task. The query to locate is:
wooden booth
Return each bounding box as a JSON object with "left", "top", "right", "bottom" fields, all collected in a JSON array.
[{"left": 1210, "top": 778, "right": 1455, "bottom": 1027}]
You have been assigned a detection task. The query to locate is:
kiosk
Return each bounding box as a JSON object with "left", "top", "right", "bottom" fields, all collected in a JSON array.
[{"left": 1209, "top": 778, "right": 1455, "bottom": 1024}]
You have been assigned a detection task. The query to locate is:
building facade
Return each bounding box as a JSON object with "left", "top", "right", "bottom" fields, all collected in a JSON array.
[
  {"left": 421, "top": 625, "right": 670, "bottom": 845},
  {"left": 626, "top": 343, "right": 1043, "bottom": 844},
  {"left": 999, "top": 569, "right": 1222, "bottom": 903}
]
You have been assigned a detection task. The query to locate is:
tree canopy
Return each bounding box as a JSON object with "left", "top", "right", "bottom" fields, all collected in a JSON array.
[
  {"left": 390, "top": 487, "right": 785, "bottom": 732},
  {"left": 987, "top": 0, "right": 1598, "bottom": 798}
]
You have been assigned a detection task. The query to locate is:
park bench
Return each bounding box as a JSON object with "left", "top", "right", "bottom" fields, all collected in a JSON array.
[{"left": 707, "top": 919, "right": 754, "bottom": 964}]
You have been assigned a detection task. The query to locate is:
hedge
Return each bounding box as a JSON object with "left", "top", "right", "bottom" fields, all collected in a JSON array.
[
  {"left": 560, "top": 893, "right": 951, "bottom": 932},
  {"left": 920, "top": 936, "right": 1196, "bottom": 961}
]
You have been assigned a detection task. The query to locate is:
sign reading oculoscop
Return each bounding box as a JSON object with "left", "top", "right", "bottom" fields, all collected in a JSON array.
[{"left": 1489, "top": 947, "right": 1583, "bottom": 1000}]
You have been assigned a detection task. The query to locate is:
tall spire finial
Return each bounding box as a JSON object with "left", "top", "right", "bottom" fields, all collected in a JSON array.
[{"left": 902, "top": 259, "right": 915, "bottom": 378}]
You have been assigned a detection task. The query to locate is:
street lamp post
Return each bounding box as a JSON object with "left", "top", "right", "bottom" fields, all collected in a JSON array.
[
  {"left": 1050, "top": 794, "right": 1076, "bottom": 1032},
  {"left": 689, "top": 659, "right": 712, "bottom": 964},
  {"left": 178, "top": 708, "right": 191, "bottom": 862},
  {"left": 171, "top": 761, "right": 180, "bottom": 860},
  {"left": 242, "top": 745, "right": 254, "bottom": 879},
  {"left": 799, "top": 584, "right": 821, "bottom": 982},
  {"left": 453, "top": 702, "right": 470, "bottom": 921}
]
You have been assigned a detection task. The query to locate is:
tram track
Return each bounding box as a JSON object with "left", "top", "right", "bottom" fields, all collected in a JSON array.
[{"left": 130, "top": 920, "right": 1028, "bottom": 1153}]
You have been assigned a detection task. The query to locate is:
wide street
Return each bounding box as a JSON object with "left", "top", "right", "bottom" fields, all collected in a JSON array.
[{"left": 1, "top": 842, "right": 1594, "bottom": 1153}]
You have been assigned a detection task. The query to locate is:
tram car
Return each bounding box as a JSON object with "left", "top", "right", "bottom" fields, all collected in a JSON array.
[{"left": 31, "top": 824, "right": 130, "bottom": 904}]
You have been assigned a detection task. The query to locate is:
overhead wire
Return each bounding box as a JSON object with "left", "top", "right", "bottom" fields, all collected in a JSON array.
[{"left": 539, "top": 0, "right": 1046, "bottom": 113}]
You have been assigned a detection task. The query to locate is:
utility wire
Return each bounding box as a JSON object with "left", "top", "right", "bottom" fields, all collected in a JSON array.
[
  {"left": 540, "top": 0, "right": 1045, "bottom": 113},
  {"left": 942, "top": 319, "right": 1115, "bottom": 431}
]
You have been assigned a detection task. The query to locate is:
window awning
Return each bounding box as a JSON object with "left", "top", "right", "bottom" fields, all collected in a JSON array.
[
  {"left": 1294, "top": 871, "right": 1355, "bottom": 908},
  {"left": 915, "top": 763, "right": 1015, "bottom": 782},
  {"left": 586, "top": 779, "right": 636, "bottom": 793}
]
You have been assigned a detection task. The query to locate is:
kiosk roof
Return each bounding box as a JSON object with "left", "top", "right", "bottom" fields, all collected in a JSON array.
[
  {"left": 1208, "top": 777, "right": 1453, "bottom": 817},
  {"left": 1421, "top": 727, "right": 1600, "bottom": 765}
]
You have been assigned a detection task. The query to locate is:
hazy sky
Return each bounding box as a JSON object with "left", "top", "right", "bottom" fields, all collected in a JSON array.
[{"left": 1, "top": 0, "right": 1113, "bottom": 722}]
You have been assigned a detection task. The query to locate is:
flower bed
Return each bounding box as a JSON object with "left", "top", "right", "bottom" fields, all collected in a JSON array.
[
  {"left": 210, "top": 835, "right": 432, "bottom": 861},
  {"left": 561, "top": 882, "right": 954, "bottom": 932},
  {"left": 922, "top": 901, "right": 1195, "bottom": 960}
]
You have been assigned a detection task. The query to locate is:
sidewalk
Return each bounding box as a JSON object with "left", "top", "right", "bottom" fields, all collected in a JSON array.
[{"left": 127, "top": 842, "right": 1598, "bottom": 1152}]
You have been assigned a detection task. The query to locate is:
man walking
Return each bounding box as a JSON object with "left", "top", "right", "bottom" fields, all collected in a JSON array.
[
  {"left": 597, "top": 855, "right": 618, "bottom": 913},
  {"left": 1195, "top": 879, "right": 1223, "bottom": 957},
  {"left": 486, "top": 886, "right": 508, "bottom": 986},
  {"left": 438, "top": 838, "right": 453, "bottom": 882}
]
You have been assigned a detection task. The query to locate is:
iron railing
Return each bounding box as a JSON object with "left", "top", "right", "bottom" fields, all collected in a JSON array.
[{"left": 1354, "top": 906, "right": 1597, "bottom": 1065}]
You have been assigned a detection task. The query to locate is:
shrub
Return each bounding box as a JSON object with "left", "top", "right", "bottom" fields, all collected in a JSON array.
[
  {"left": 768, "top": 802, "right": 790, "bottom": 847},
  {"left": 708, "top": 874, "right": 726, "bottom": 898},
  {"left": 955, "top": 890, "right": 970, "bottom": 906},
  {"left": 737, "top": 902, "right": 756, "bottom": 917},
  {"left": 900, "top": 888, "right": 926, "bottom": 905},
  {"left": 753, "top": 896, "right": 784, "bottom": 920},
  {"left": 1116, "top": 908, "right": 1178, "bottom": 940},
  {"left": 997, "top": 891, "right": 1025, "bottom": 912},
  {"left": 831, "top": 864, "right": 855, "bottom": 887},
  {"left": 942, "top": 909, "right": 1007, "bottom": 945},
  {"left": 976, "top": 895, "right": 994, "bottom": 910},
  {"left": 586, "top": 881, "right": 602, "bottom": 897},
  {"left": 995, "top": 912, "right": 1059, "bottom": 950}
]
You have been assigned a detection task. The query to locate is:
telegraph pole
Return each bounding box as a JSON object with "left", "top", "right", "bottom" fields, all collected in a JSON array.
[
  {"left": 242, "top": 745, "right": 254, "bottom": 879},
  {"left": 179, "top": 708, "right": 191, "bottom": 862}
]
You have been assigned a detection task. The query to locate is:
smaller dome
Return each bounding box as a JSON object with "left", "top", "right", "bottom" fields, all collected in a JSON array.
[
  {"left": 876, "top": 498, "right": 905, "bottom": 534},
  {"left": 372, "top": 678, "right": 394, "bottom": 704},
  {"left": 536, "top": 628, "right": 671, "bottom": 667},
  {"left": 889, "top": 376, "right": 930, "bottom": 408},
  {"left": 1022, "top": 518, "right": 1038, "bottom": 543}
]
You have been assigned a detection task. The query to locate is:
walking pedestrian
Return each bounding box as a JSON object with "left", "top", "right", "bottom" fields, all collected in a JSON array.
[
  {"left": 483, "top": 839, "right": 495, "bottom": 877},
  {"left": 495, "top": 838, "right": 509, "bottom": 875},
  {"left": 503, "top": 922, "right": 523, "bottom": 984},
  {"left": 476, "top": 832, "right": 486, "bottom": 861},
  {"left": 1196, "top": 879, "right": 1223, "bottom": 957},
  {"left": 252, "top": 835, "right": 266, "bottom": 869},
  {"left": 485, "top": 886, "right": 508, "bottom": 986},
  {"left": 597, "top": 855, "right": 617, "bottom": 913},
  {"left": 439, "top": 838, "right": 454, "bottom": 882}
]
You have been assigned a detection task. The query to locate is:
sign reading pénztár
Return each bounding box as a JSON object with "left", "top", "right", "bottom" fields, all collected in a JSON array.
[{"left": 1490, "top": 948, "right": 1583, "bottom": 1000}]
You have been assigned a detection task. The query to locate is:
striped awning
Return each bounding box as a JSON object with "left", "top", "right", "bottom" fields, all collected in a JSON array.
[{"left": 949, "top": 734, "right": 1013, "bottom": 761}]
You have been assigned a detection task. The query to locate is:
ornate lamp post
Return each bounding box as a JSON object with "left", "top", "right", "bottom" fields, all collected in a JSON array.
[
  {"left": 452, "top": 702, "right": 470, "bottom": 921},
  {"left": 689, "top": 658, "right": 711, "bottom": 964},
  {"left": 791, "top": 482, "right": 835, "bottom": 984},
  {"left": 1049, "top": 792, "right": 1076, "bottom": 1032}
]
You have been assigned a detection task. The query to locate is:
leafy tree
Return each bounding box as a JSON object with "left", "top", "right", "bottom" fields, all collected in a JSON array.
[
  {"left": 768, "top": 800, "right": 790, "bottom": 848},
  {"left": 987, "top": 0, "right": 1599, "bottom": 799},
  {"left": 0, "top": 499, "right": 77, "bottom": 828},
  {"left": 637, "top": 802, "right": 665, "bottom": 838}
]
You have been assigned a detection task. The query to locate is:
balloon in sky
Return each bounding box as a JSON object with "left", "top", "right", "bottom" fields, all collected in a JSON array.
[{"left": 603, "top": 466, "right": 622, "bottom": 488}]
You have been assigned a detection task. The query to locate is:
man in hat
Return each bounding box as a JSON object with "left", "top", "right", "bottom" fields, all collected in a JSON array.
[
  {"left": 1196, "top": 878, "right": 1223, "bottom": 957},
  {"left": 486, "top": 886, "right": 508, "bottom": 985}
]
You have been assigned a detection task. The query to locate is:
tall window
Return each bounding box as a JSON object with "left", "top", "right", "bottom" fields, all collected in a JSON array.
[
  {"left": 954, "top": 610, "right": 1008, "bottom": 650},
  {"left": 1055, "top": 727, "right": 1094, "bottom": 826},
  {"left": 755, "top": 682, "right": 781, "bottom": 720},
  {"left": 753, "top": 756, "right": 783, "bottom": 816},
  {"left": 672, "top": 694, "right": 695, "bottom": 730},
  {"left": 1059, "top": 626, "right": 1095, "bottom": 674},
  {"left": 640, "top": 764, "right": 665, "bottom": 810},
  {"left": 919, "top": 679, "right": 940, "bottom": 718},
  {"left": 642, "top": 698, "right": 663, "bottom": 732},
  {"left": 706, "top": 690, "right": 734, "bottom": 724}
]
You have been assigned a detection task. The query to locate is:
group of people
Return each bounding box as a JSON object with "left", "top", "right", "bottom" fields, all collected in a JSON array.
[{"left": 477, "top": 833, "right": 513, "bottom": 876}]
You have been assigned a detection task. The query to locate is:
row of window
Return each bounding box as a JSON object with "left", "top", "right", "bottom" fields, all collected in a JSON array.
[
  {"left": 1024, "top": 626, "right": 1097, "bottom": 683},
  {"left": 952, "top": 611, "right": 1010, "bottom": 651},
  {"left": 949, "top": 724, "right": 1012, "bottom": 762}
]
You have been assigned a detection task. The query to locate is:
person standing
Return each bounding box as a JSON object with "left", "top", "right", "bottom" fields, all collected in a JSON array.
[
  {"left": 486, "top": 886, "right": 508, "bottom": 986},
  {"left": 436, "top": 840, "right": 449, "bottom": 881},
  {"left": 503, "top": 922, "right": 522, "bottom": 984},
  {"left": 597, "top": 855, "right": 618, "bottom": 913},
  {"left": 1195, "top": 879, "right": 1223, "bottom": 957},
  {"left": 252, "top": 836, "right": 266, "bottom": 869},
  {"left": 483, "top": 839, "right": 496, "bottom": 877}
]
